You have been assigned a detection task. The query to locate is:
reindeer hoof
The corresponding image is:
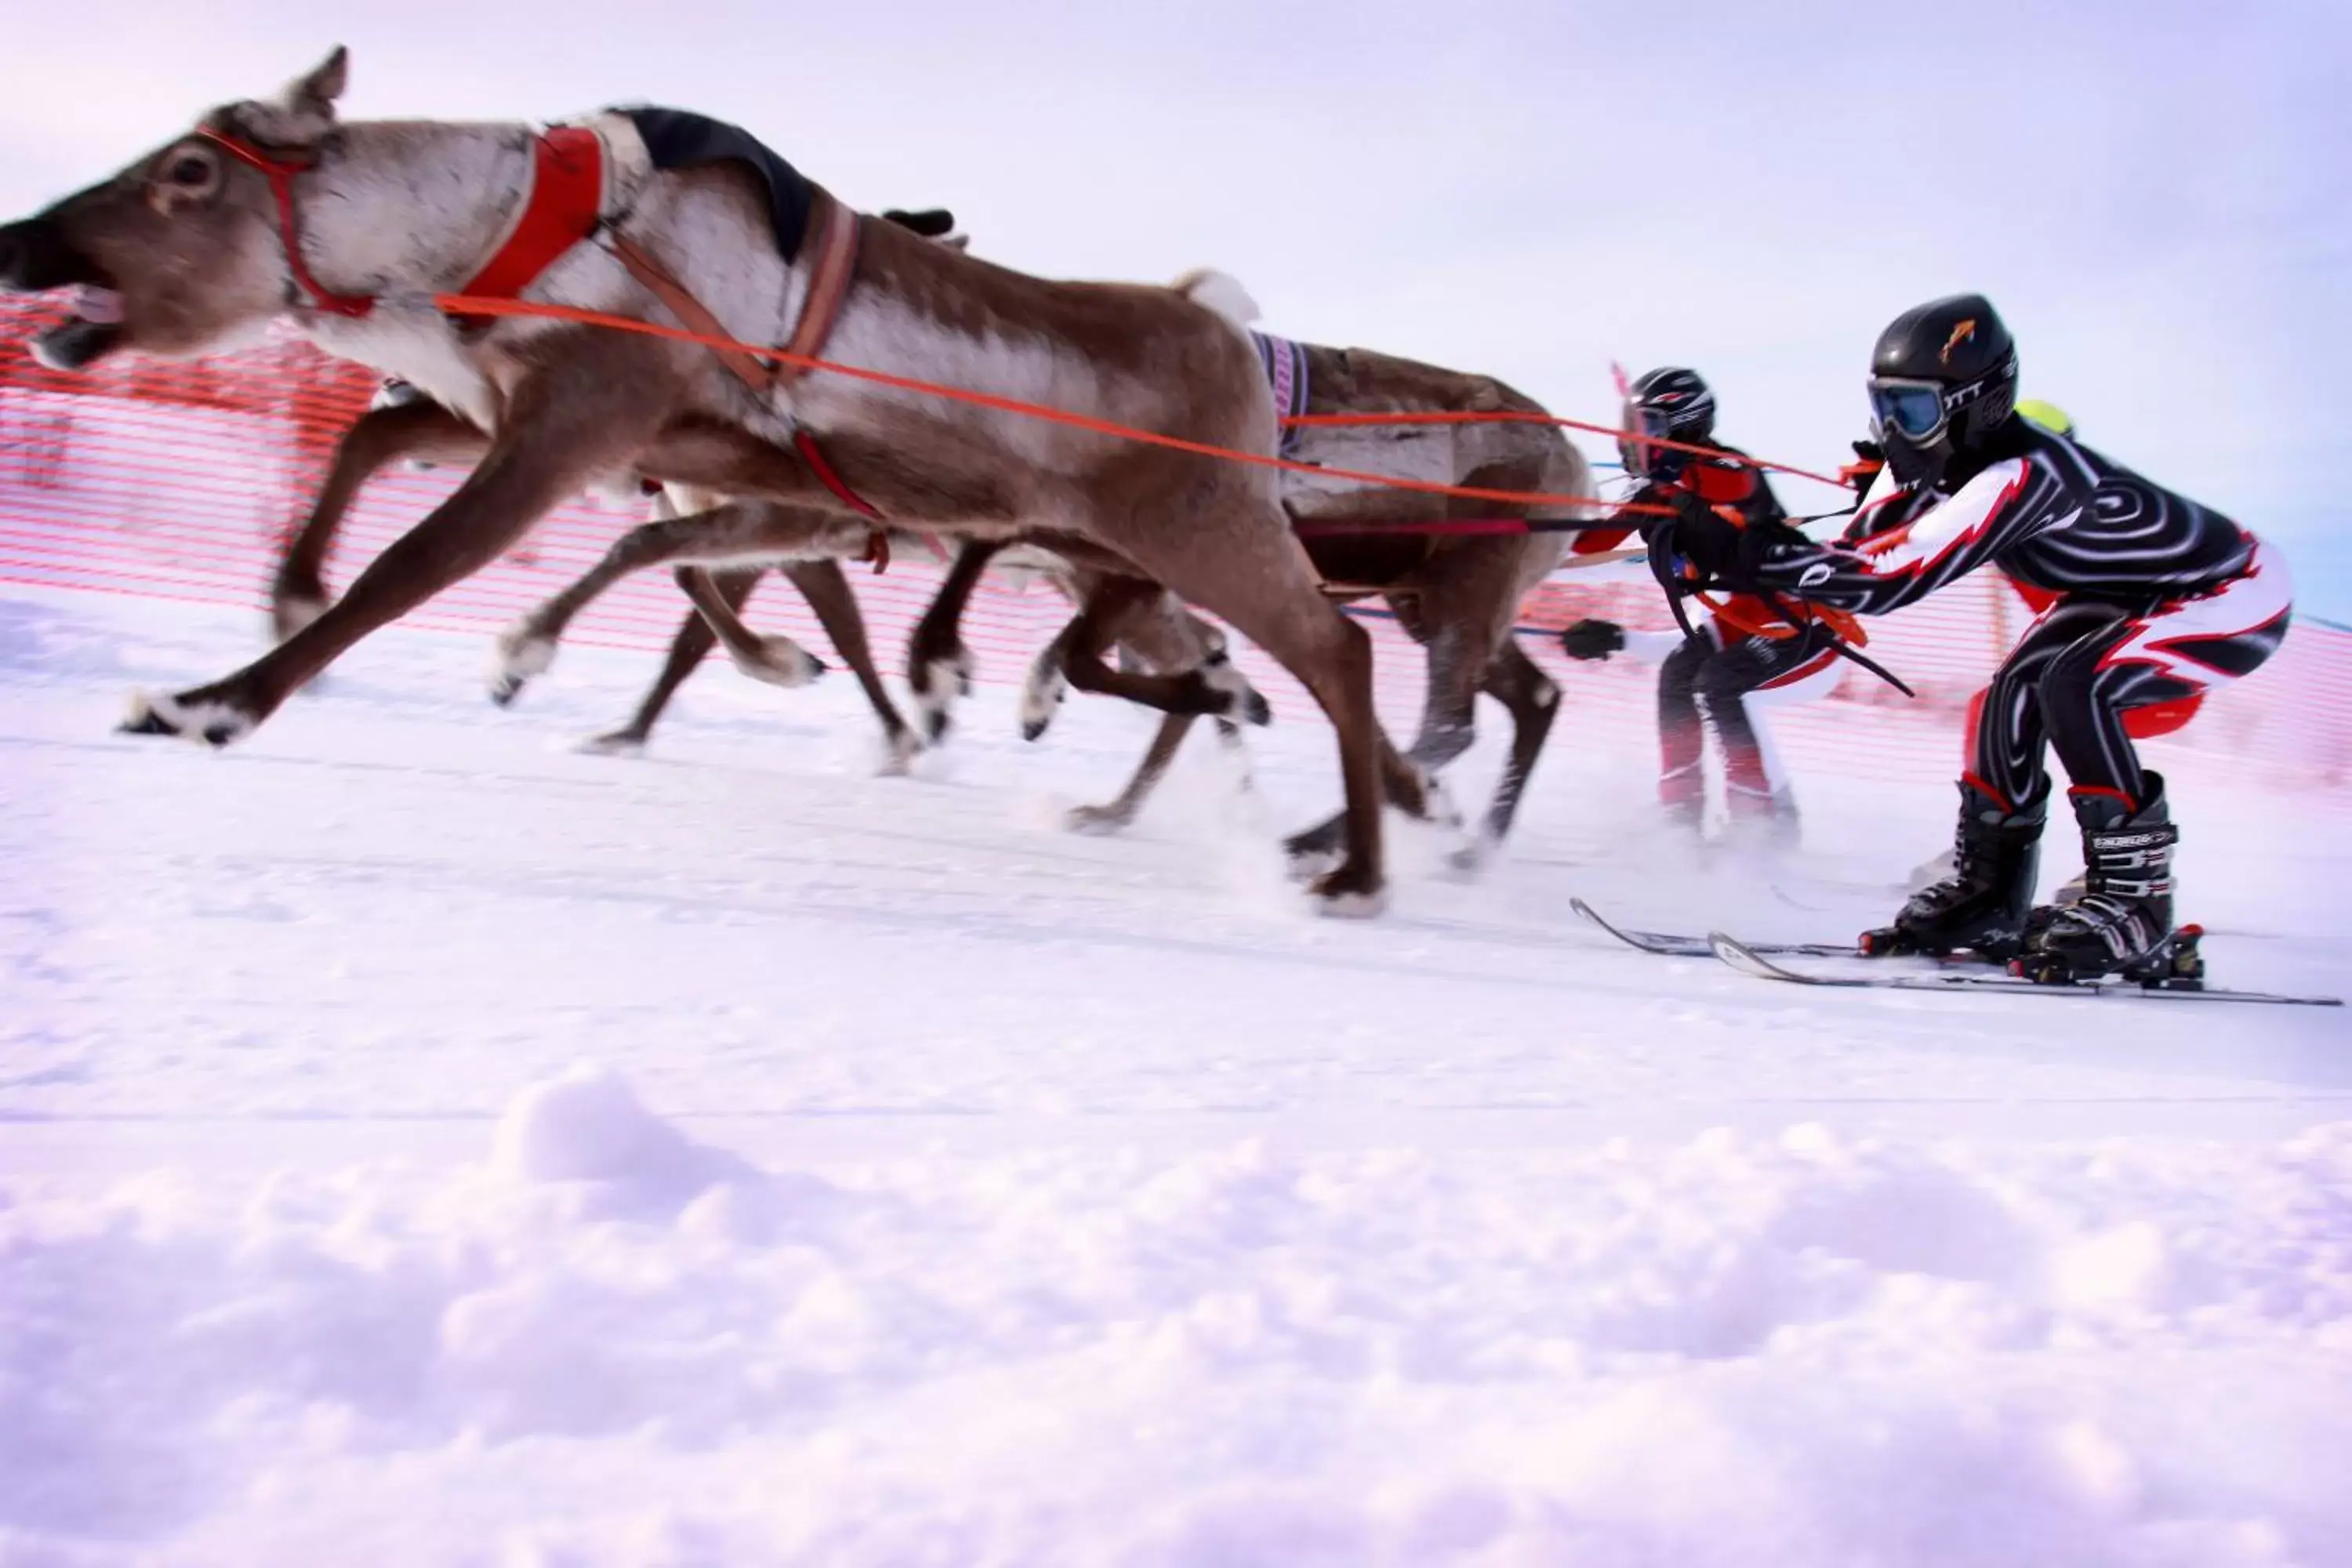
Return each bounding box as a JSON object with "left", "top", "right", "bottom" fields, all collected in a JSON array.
[
  {"left": 490, "top": 627, "right": 557, "bottom": 706},
  {"left": 730, "top": 637, "right": 824, "bottom": 688},
  {"left": 268, "top": 590, "right": 328, "bottom": 645},
  {"left": 1310, "top": 865, "right": 1388, "bottom": 918},
  {"left": 877, "top": 727, "right": 924, "bottom": 778},
  {"left": 1020, "top": 666, "right": 1067, "bottom": 742},
  {"left": 575, "top": 730, "right": 648, "bottom": 757},
  {"left": 1065, "top": 804, "right": 1134, "bottom": 836},
  {"left": 1204, "top": 661, "right": 1271, "bottom": 727},
  {"left": 118, "top": 690, "right": 251, "bottom": 748},
  {"left": 914, "top": 656, "right": 965, "bottom": 743}
]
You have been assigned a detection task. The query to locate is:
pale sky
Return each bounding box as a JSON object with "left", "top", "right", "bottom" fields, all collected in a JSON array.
[{"left": 5, "top": 0, "right": 2346, "bottom": 615}]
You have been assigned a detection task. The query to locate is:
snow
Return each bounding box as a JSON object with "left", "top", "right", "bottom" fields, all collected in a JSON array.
[{"left": 3, "top": 585, "right": 2350, "bottom": 1566}]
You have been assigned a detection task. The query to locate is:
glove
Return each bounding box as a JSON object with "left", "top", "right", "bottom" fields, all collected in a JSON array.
[
  {"left": 1559, "top": 619, "right": 1626, "bottom": 662},
  {"left": 1660, "top": 492, "right": 1744, "bottom": 582},
  {"left": 1840, "top": 437, "right": 1886, "bottom": 496}
]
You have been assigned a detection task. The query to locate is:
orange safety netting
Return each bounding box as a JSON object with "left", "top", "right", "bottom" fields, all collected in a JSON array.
[{"left": 3, "top": 298, "right": 2346, "bottom": 797}]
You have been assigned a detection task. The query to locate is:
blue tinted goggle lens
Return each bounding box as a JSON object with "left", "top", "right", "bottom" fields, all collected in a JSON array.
[{"left": 1871, "top": 382, "right": 1946, "bottom": 440}]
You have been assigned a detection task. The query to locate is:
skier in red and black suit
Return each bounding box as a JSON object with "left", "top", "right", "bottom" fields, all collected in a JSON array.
[
  {"left": 1663, "top": 295, "right": 2294, "bottom": 979},
  {"left": 1561, "top": 368, "right": 1847, "bottom": 848}
]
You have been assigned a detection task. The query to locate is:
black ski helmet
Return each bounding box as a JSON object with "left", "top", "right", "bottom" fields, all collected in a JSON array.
[
  {"left": 1622, "top": 366, "right": 1716, "bottom": 480},
  {"left": 1866, "top": 294, "right": 2018, "bottom": 488}
]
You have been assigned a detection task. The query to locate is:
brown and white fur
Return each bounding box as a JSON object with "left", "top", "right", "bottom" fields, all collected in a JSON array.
[
  {"left": 269, "top": 205, "right": 975, "bottom": 768},
  {"left": 0, "top": 49, "right": 1406, "bottom": 910},
  {"left": 909, "top": 340, "right": 1592, "bottom": 869}
]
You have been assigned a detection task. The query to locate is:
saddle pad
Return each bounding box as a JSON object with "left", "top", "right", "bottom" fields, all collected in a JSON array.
[
  {"left": 1251, "top": 331, "right": 1311, "bottom": 458},
  {"left": 613, "top": 107, "right": 816, "bottom": 260}
]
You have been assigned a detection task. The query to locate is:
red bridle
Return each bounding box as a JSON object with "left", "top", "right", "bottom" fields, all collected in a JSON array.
[{"left": 195, "top": 126, "right": 377, "bottom": 318}]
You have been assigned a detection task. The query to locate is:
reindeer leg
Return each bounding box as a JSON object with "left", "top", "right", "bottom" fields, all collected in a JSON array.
[
  {"left": 126, "top": 342, "right": 679, "bottom": 746},
  {"left": 1067, "top": 712, "right": 1200, "bottom": 835},
  {"left": 488, "top": 500, "right": 834, "bottom": 706},
  {"left": 782, "top": 558, "right": 922, "bottom": 773},
  {"left": 675, "top": 564, "right": 826, "bottom": 690},
  {"left": 1449, "top": 634, "right": 1559, "bottom": 872},
  {"left": 1019, "top": 631, "right": 1072, "bottom": 742},
  {"left": 1061, "top": 590, "right": 1255, "bottom": 831},
  {"left": 1085, "top": 472, "right": 1400, "bottom": 913},
  {"left": 905, "top": 539, "right": 1005, "bottom": 742},
  {"left": 270, "top": 400, "right": 485, "bottom": 644},
  {"left": 1283, "top": 608, "right": 1480, "bottom": 873},
  {"left": 1051, "top": 576, "right": 1273, "bottom": 728},
  {"left": 577, "top": 568, "right": 760, "bottom": 755}
]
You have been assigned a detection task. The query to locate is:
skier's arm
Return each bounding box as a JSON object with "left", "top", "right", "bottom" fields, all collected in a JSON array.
[{"left": 1739, "top": 456, "right": 2063, "bottom": 616}]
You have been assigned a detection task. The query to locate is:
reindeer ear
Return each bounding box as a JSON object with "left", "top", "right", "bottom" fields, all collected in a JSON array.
[
  {"left": 283, "top": 46, "right": 349, "bottom": 122},
  {"left": 881, "top": 208, "right": 957, "bottom": 240}
]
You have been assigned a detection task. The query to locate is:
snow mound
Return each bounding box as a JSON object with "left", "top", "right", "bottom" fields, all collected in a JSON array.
[
  {"left": 2, "top": 1092, "right": 2349, "bottom": 1564},
  {"left": 491, "top": 1061, "right": 758, "bottom": 1217}
]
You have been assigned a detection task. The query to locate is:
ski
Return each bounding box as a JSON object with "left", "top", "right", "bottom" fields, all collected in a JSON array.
[
  {"left": 1570, "top": 897, "right": 1859, "bottom": 960},
  {"left": 1705, "top": 931, "right": 2342, "bottom": 1007}
]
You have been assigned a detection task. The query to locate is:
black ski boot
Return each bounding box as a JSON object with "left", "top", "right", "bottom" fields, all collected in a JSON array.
[
  {"left": 2017, "top": 775, "right": 2186, "bottom": 984},
  {"left": 1861, "top": 783, "right": 2043, "bottom": 960}
]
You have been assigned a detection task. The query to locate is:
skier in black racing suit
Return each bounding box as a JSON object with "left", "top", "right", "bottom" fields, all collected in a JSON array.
[{"left": 1661, "top": 294, "right": 2294, "bottom": 980}]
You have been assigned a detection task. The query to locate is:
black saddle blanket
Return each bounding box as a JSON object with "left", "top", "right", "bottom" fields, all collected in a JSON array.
[{"left": 615, "top": 107, "right": 815, "bottom": 260}]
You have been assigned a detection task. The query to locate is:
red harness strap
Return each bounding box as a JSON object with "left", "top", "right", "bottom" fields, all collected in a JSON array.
[
  {"left": 199, "top": 124, "right": 604, "bottom": 322},
  {"left": 456, "top": 126, "right": 604, "bottom": 309},
  {"left": 793, "top": 428, "right": 890, "bottom": 572}
]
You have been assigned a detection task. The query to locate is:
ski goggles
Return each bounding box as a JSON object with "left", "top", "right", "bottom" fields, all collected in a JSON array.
[
  {"left": 1866, "top": 377, "right": 1952, "bottom": 445},
  {"left": 1618, "top": 404, "right": 1686, "bottom": 477},
  {"left": 1868, "top": 355, "right": 2014, "bottom": 446}
]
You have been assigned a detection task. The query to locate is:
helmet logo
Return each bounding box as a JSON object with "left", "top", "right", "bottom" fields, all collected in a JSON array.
[{"left": 1940, "top": 319, "right": 1978, "bottom": 365}]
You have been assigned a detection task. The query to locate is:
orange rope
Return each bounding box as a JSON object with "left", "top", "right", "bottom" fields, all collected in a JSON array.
[
  {"left": 1280, "top": 411, "right": 1853, "bottom": 489},
  {"left": 429, "top": 292, "right": 1675, "bottom": 521}
]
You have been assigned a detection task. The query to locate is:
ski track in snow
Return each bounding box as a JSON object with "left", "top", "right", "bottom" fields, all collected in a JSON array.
[{"left": 3, "top": 586, "right": 2350, "bottom": 1566}]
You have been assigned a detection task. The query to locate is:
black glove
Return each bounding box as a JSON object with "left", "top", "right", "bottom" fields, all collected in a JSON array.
[
  {"left": 1559, "top": 619, "right": 1626, "bottom": 662},
  {"left": 1661, "top": 492, "right": 1743, "bottom": 582},
  {"left": 1841, "top": 437, "right": 1886, "bottom": 496}
]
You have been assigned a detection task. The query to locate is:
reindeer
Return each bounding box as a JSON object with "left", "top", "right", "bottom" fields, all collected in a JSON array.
[
  {"left": 265, "top": 209, "right": 971, "bottom": 767},
  {"left": 0, "top": 48, "right": 1419, "bottom": 910},
  {"left": 487, "top": 339, "right": 1595, "bottom": 866},
  {"left": 905, "top": 339, "right": 1595, "bottom": 868}
]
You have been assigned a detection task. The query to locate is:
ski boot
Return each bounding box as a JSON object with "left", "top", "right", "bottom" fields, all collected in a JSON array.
[
  {"left": 1861, "top": 782, "right": 2043, "bottom": 961},
  {"left": 2013, "top": 775, "right": 2192, "bottom": 986}
]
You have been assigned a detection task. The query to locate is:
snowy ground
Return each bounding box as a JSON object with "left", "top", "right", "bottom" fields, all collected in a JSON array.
[{"left": 4, "top": 585, "right": 2350, "bottom": 1566}]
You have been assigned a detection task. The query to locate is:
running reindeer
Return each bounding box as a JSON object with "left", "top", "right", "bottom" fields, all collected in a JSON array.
[
  {"left": 0, "top": 47, "right": 1422, "bottom": 909},
  {"left": 263, "top": 209, "right": 971, "bottom": 766},
  {"left": 488, "top": 331, "right": 1600, "bottom": 869},
  {"left": 902, "top": 336, "right": 1598, "bottom": 868}
]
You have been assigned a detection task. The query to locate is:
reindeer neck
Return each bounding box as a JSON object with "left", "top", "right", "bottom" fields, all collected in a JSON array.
[{"left": 294, "top": 121, "right": 539, "bottom": 301}]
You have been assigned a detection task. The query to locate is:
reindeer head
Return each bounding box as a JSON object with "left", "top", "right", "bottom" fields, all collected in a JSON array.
[{"left": 0, "top": 48, "right": 352, "bottom": 371}]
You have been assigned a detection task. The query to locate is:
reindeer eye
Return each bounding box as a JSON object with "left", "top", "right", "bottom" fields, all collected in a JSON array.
[{"left": 167, "top": 151, "right": 214, "bottom": 187}]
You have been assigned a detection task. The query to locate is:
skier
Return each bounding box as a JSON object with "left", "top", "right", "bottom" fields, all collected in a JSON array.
[
  {"left": 1559, "top": 368, "right": 1848, "bottom": 848},
  {"left": 1656, "top": 296, "right": 2293, "bottom": 980}
]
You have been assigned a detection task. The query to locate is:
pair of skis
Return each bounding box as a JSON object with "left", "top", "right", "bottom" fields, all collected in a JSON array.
[{"left": 1569, "top": 898, "right": 2342, "bottom": 1008}]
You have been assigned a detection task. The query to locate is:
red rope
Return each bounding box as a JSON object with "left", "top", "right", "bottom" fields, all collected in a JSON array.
[{"left": 429, "top": 292, "right": 1670, "bottom": 522}]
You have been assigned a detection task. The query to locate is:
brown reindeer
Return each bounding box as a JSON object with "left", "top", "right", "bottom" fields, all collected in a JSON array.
[
  {"left": 268, "top": 209, "right": 972, "bottom": 764},
  {"left": 0, "top": 49, "right": 1411, "bottom": 909},
  {"left": 906, "top": 340, "right": 1593, "bottom": 868},
  {"left": 274, "top": 381, "right": 929, "bottom": 766}
]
